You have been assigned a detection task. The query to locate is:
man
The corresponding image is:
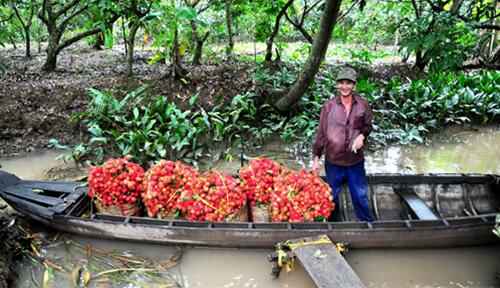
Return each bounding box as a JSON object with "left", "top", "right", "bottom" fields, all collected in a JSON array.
[{"left": 311, "top": 67, "right": 373, "bottom": 222}]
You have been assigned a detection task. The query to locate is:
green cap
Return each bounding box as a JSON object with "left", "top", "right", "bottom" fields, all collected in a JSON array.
[{"left": 336, "top": 67, "right": 357, "bottom": 83}]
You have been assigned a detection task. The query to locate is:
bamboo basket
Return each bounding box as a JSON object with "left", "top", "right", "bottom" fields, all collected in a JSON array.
[
  {"left": 251, "top": 204, "right": 270, "bottom": 223},
  {"left": 94, "top": 197, "right": 141, "bottom": 217},
  {"left": 225, "top": 203, "right": 249, "bottom": 222}
]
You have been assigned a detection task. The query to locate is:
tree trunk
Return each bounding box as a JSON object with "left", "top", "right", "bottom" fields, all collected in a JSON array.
[
  {"left": 94, "top": 32, "right": 105, "bottom": 50},
  {"left": 193, "top": 35, "right": 208, "bottom": 65},
  {"left": 8, "top": 36, "right": 17, "bottom": 50},
  {"left": 488, "top": 0, "right": 499, "bottom": 57},
  {"left": 415, "top": 50, "right": 427, "bottom": 72},
  {"left": 126, "top": 22, "right": 140, "bottom": 76},
  {"left": 191, "top": 20, "right": 209, "bottom": 65},
  {"left": 122, "top": 20, "right": 128, "bottom": 56},
  {"left": 274, "top": 0, "right": 342, "bottom": 111},
  {"left": 265, "top": 0, "right": 294, "bottom": 62},
  {"left": 94, "top": 23, "right": 113, "bottom": 50},
  {"left": 24, "top": 27, "right": 31, "bottom": 58},
  {"left": 42, "top": 32, "right": 61, "bottom": 71},
  {"left": 191, "top": 20, "right": 201, "bottom": 65},
  {"left": 225, "top": 0, "right": 234, "bottom": 58},
  {"left": 42, "top": 47, "right": 58, "bottom": 71},
  {"left": 171, "top": 25, "right": 187, "bottom": 79}
]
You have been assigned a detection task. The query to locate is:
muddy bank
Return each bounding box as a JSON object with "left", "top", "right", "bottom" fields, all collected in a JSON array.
[
  {"left": 0, "top": 45, "right": 253, "bottom": 157},
  {"left": 0, "top": 42, "right": 416, "bottom": 158},
  {"left": 0, "top": 211, "right": 35, "bottom": 288}
]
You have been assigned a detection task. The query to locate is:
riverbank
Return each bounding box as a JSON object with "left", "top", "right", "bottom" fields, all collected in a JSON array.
[
  {"left": 0, "top": 43, "right": 426, "bottom": 160},
  {"left": 0, "top": 207, "right": 35, "bottom": 288}
]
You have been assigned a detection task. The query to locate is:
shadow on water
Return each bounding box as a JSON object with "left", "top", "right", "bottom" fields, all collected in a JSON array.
[{"left": 3, "top": 126, "right": 500, "bottom": 288}]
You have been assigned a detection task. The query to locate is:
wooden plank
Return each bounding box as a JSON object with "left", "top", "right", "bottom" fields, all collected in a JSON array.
[
  {"left": 289, "top": 235, "right": 366, "bottom": 288},
  {"left": 0, "top": 170, "right": 20, "bottom": 190},
  {"left": 3, "top": 185, "right": 63, "bottom": 206},
  {"left": 21, "top": 180, "right": 81, "bottom": 193},
  {"left": 1, "top": 192, "right": 55, "bottom": 219},
  {"left": 394, "top": 187, "right": 439, "bottom": 220}
]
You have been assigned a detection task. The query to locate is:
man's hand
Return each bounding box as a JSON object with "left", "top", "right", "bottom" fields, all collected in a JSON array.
[
  {"left": 312, "top": 156, "right": 320, "bottom": 173},
  {"left": 351, "top": 134, "right": 365, "bottom": 154}
]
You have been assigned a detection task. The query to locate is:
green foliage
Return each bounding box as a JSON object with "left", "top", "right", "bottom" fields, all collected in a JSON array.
[
  {"left": 400, "top": 11, "right": 478, "bottom": 71},
  {"left": 66, "top": 85, "right": 263, "bottom": 165},
  {"left": 367, "top": 70, "right": 500, "bottom": 146},
  {"left": 254, "top": 63, "right": 499, "bottom": 147},
  {"left": 338, "top": 1, "right": 410, "bottom": 46},
  {"left": 72, "top": 86, "right": 209, "bottom": 165}
]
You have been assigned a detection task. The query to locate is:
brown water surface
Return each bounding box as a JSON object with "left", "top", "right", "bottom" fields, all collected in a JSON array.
[{"left": 3, "top": 126, "right": 500, "bottom": 288}]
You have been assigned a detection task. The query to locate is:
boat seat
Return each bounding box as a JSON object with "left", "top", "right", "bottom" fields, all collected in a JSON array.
[{"left": 394, "top": 187, "right": 439, "bottom": 220}]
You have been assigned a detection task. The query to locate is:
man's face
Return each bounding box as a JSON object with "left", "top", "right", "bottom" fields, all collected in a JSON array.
[{"left": 336, "top": 79, "right": 355, "bottom": 97}]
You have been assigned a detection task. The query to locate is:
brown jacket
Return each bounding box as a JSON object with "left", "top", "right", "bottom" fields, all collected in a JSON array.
[{"left": 312, "top": 94, "right": 373, "bottom": 166}]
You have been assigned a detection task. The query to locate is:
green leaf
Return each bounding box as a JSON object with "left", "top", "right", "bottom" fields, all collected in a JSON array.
[
  {"left": 104, "top": 28, "right": 114, "bottom": 48},
  {"left": 133, "top": 107, "right": 140, "bottom": 120},
  {"left": 176, "top": 6, "right": 196, "bottom": 21},
  {"left": 189, "top": 94, "right": 199, "bottom": 107}
]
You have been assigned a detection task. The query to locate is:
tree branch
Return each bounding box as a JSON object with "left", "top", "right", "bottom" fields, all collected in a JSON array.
[
  {"left": 38, "top": 0, "right": 49, "bottom": 25},
  {"left": 198, "top": 0, "right": 217, "bottom": 14},
  {"left": 55, "top": 0, "right": 80, "bottom": 18},
  {"left": 57, "top": 27, "right": 101, "bottom": 53},
  {"left": 424, "top": 0, "right": 500, "bottom": 30},
  {"left": 411, "top": 0, "right": 420, "bottom": 18},
  {"left": 60, "top": 4, "right": 89, "bottom": 30},
  {"left": 474, "top": 23, "right": 500, "bottom": 30},
  {"left": 304, "top": 0, "right": 323, "bottom": 15},
  {"left": 460, "top": 62, "right": 500, "bottom": 70},
  {"left": 0, "top": 12, "right": 14, "bottom": 24},
  {"left": 28, "top": 0, "right": 36, "bottom": 26},
  {"left": 284, "top": 10, "right": 313, "bottom": 43},
  {"left": 201, "top": 30, "right": 210, "bottom": 42},
  {"left": 337, "top": 0, "right": 360, "bottom": 22},
  {"left": 11, "top": 3, "right": 26, "bottom": 28},
  {"left": 57, "top": 12, "right": 120, "bottom": 53},
  {"left": 451, "top": 0, "right": 464, "bottom": 14},
  {"left": 265, "top": 0, "right": 295, "bottom": 61}
]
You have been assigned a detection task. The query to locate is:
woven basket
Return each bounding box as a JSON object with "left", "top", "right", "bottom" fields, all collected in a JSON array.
[
  {"left": 156, "top": 209, "right": 181, "bottom": 220},
  {"left": 251, "top": 204, "right": 270, "bottom": 223},
  {"left": 225, "top": 203, "right": 248, "bottom": 222},
  {"left": 94, "top": 197, "right": 141, "bottom": 217}
]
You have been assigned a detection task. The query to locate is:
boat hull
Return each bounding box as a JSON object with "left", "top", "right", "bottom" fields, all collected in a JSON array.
[{"left": 1, "top": 172, "right": 499, "bottom": 248}]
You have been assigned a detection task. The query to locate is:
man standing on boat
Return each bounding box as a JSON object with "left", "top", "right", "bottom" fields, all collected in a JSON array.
[{"left": 312, "top": 66, "right": 373, "bottom": 222}]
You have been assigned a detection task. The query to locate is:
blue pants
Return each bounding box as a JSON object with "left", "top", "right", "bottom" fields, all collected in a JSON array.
[{"left": 325, "top": 160, "right": 373, "bottom": 222}]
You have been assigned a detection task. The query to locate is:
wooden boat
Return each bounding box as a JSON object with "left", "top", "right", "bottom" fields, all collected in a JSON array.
[{"left": 0, "top": 170, "right": 499, "bottom": 248}]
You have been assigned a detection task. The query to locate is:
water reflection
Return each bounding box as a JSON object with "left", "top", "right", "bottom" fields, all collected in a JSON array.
[{"left": 207, "top": 125, "right": 500, "bottom": 175}]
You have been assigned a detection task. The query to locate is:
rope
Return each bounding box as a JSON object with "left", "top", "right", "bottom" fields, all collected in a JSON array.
[{"left": 284, "top": 235, "right": 332, "bottom": 251}]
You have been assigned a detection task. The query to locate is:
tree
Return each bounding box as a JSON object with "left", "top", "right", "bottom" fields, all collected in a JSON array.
[
  {"left": 38, "top": 0, "right": 119, "bottom": 71},
  {"left": 184, "top": 0, "right": 212, "bottom": 65},
  {"left": 224, "top": 0, "right": 234, "bottom": 58},
  {"left": 284, "top": 0, "right": 323, "bottom": 44},
  {"left": 123, "top": 0, "right": 154, "bottom": 76},
  {"left": 0, "top": 6, "right": 15, "bottom": 48},
  {"left": 264, "top": 0, "right": 295, "bottom": 62},
  {"left": 274, "top": 0, "right": 342, "bottom": 111},
  {"left": 402, "top": 0, "right": 500, "bottom": 72},
  {"left": 11, "top": 0, "right": 37, "bottom": 58}
]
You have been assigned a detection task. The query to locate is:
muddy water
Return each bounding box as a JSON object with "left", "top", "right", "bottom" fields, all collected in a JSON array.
[
  {"left": 0, "top": 150, "right": 67, "bottom": 180},
  {"left": 3, "top": 126, "right": 500, "bottom": 288},
  {"left": 208, "top": 126, "right": 500, "bottom": 175}
]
